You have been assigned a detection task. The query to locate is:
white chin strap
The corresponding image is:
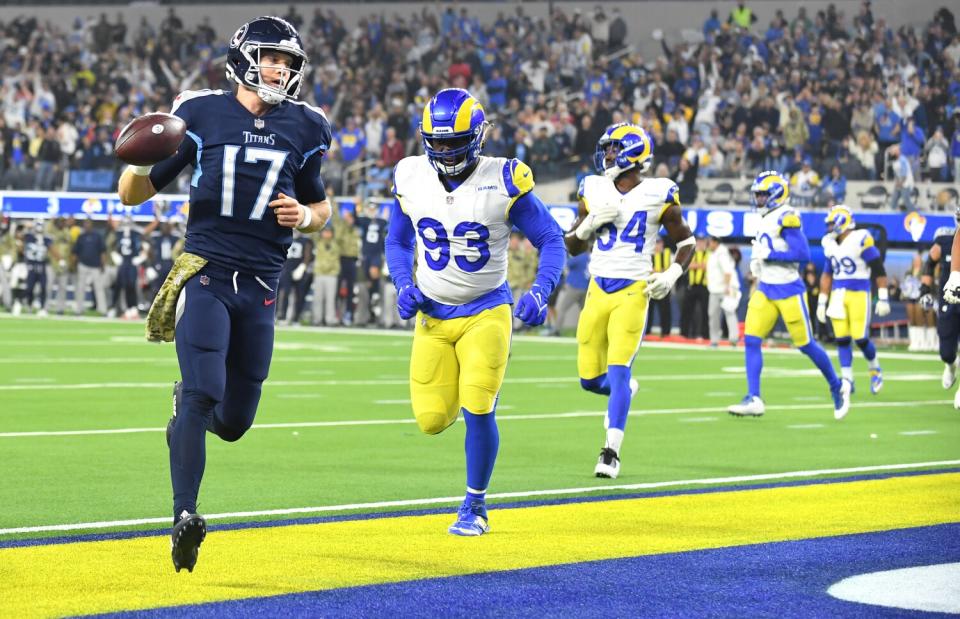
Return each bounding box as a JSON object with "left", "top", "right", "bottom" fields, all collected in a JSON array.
[
  {"left": 603, "top": 159, "right": 650, "bottom": 180},
  {"left": 256, "top": 87, "right": 285, "bottom": 105}
]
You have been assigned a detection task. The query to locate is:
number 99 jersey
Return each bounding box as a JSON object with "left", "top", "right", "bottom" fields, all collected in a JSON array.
[
  {"left": 580, "top": 175, "right": 680, "bottom": 280},
  {"left": 824, "top": 229, "right": 879, "bottom": 291},
  {"left": 393, "top": 155, "right": 533, "bottom": 305}
]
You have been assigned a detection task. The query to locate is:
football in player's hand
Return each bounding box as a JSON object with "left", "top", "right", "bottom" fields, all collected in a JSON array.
[{"left": 115, "top": 113, "right": 186, "bottom": 166}]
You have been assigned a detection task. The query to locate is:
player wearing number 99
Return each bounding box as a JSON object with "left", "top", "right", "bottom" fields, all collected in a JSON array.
[
  {"left": 565, "top": 123, "right": 694, "bottom": 480},
  {"left": 385, "top": 88, "right": 564, "bottom": 536},
  {"left": 117, "top": 16, "right": 333, "bottom": 572},
  {"left": 817, "top": 206, "right": 888, "bottom": 396},
  {"left": 727, "top": 171, "right": 851, "bottom": 420}
]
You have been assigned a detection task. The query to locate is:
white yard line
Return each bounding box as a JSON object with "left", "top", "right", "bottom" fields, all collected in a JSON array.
[
  {"left": 0, "top": 399, "right": 951, "bottom": 439},
  {"left": 1, "top": 459, "right": 957, "bottom": 536},
  {"left": 899, "top": 430, "right": 939, "bottom": 436}
]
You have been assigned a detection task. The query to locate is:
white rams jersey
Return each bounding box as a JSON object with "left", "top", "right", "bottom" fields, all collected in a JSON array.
[
  {"left": 824, "top": 229, "right": 876, "bottom": 291},
  {"left": 393, "top": 155, "right": 533, "bottom": 305},
  {"left": 756, "top": 205, "right": 802, "bottom": 286},
  {"left": 581, "top": 175, "right": 680, "bottom": 280}
]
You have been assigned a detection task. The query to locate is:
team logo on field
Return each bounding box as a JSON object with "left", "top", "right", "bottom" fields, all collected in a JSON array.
[{"left": 199, "top": 275, "right": 210, "bottom": 286}]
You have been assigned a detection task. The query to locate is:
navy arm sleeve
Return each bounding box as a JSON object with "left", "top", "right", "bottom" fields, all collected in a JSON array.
[
  {"left": 867, "top": 256, "right": 886, "bottom": 278},
  {"left": 767, "top": 227, "right": 811, "bottom": 263},
  {"left": 294, "top": 152, "right": 327, "bottom": 204},
  {"left": 148, "top": 136, "right": 197, "bottom": 192},
  {"left": 384, "top": 199, "right": 417, "bottom": 291},
  {"left": 508, "top": 191, "right": 565, "bottom": 297}
]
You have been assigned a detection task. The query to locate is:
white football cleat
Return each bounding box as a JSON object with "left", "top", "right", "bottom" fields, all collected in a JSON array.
[
  {"left": 594, "top": 447, "right": 620, "bottom": 479},
  {"left": 728, "top": 395, "right": 765, "bottom": 417},
  {"left": 833, "top": 379, "right": 853, "bottom": 420},
  {"left": 943, "top": 361, "right": 957, "bottom": 390}
]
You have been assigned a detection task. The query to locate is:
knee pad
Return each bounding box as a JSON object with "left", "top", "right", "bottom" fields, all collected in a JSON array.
[
  {"left": 836, "top": 337, "right": 852, "bottom": 347},
  {"left": 854, "top": 338, "right": 870, "bottom": 350},
  {"left": 415, "top": 410, "right": 458, "bottom": 435},
  {"left": 580, "top": 375, "right": 607, "bottom": 393}
]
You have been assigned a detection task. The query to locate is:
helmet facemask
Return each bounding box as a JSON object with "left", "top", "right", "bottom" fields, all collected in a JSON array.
[
  {"left": 422, "top": 122, "right": 489, "bottom": 176},
  {"left": 238, "top": 44, "right": 306, "bottom": 105}
]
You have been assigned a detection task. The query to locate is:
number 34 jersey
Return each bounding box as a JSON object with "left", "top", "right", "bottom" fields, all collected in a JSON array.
[
  {"left": 580, "top": 175, "right": 680, "bottom": 281},
  {"left": 151, "top": 89, "right": 332, "bottom": 277},
  {"left": 393, "top": 155, "right": 532, "bottom": 305}
]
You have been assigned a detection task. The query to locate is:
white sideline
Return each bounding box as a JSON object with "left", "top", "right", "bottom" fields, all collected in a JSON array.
[
  {"left": 1, "top": 459, "right": 957, "bottom": 536},
  {"left": 0, "top": 399, "right": 951, "bottom": 438}
]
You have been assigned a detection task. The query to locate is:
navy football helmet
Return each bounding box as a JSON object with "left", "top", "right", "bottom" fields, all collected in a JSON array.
[
  {"left": 420, "top": 88, "right": 488, "bottom": 176},
  {"left": 226, "top": 16, "right": 307, "bottom": 105}
]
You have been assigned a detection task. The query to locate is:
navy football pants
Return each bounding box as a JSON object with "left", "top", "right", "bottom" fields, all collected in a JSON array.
[
  {"left": 170, "top": 263, "right": 278, "bottom": 519},
  {"left": 938, "top": 301, "right": 960, "bottom": 365}
]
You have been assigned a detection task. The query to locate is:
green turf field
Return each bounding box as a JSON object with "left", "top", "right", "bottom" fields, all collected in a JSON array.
[{"left": 1, "top": 316, "right": 957, "bottom": 541}]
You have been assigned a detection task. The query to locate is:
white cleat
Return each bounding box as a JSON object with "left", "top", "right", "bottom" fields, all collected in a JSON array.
[
  {"left": 594, "top": 447, "right": 620, "bottom": 479},
  {"left": 943, "top": 361, "right": 958, "bottom": 390},
  {"left": 833, "top": 379, "right": 853, "bottom": 420},
  {"left": 728, "top": 395, "right": 765, "bottom": 417}
]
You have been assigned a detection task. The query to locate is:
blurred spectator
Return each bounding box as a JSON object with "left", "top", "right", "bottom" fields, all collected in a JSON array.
[
  {"left": 849, "top": 131, "right": 879, "bottom": 180},
  {"left": 924, "top": 126, "right": 950, "bottom": 181},
  {"left": 888, "top": 144, "right": 916, "bottom": 210},
  {"left": 790, "top": 158, "right": 821, "bottom": 206},
  {"left": 311, "top": 226, "right": 340, "bottom": 326},
  {"left": 555, "top": 252, "right": 589, "bottom": 331},
  {"left": 822, "top": 165, "right": 847, "bottom": 204},
  {"left": 72, "top": 218, "right": 107, "bottom": 315},
  {"left": 673, "top": 155, "right": 699, "bottom": 205}
]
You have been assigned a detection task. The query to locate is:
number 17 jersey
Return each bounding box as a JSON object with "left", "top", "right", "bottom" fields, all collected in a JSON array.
[
  {"left": 581, "top": 175, "right": 680, "bottom": 280},
  {"left": 150, "top": 89, "right": 332, "bottom": 277}
]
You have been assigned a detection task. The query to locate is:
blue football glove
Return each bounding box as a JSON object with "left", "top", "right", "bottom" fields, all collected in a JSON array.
[
  {"left": 514, "top": 284, "right": 549, "bottom": 326},
  {"left": 397, "top": 285, "right": 425, "bottom": 320}
]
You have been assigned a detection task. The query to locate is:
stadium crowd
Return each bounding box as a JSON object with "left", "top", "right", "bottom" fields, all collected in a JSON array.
[{"left": 0, "top": 2, "right": 955, "bottom": 339}]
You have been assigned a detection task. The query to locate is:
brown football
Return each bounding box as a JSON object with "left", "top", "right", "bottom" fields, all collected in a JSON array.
[{"left": 115, "top": 113, "right": 187, "bottom": 166}]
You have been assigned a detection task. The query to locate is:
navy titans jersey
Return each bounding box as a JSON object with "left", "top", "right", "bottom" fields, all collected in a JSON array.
[
  {"left": 23, "top": 233, "right": 52, "bottom": 265},
  {"left": 282, "top": 236, "right": 311, "bottom": 272},
  {"left": 357, "top": 216, "right": 387, "bottom": 257},
  {"left": 115, "top": 229, "right": 142, "bottom": 263},
  {"left": 933, "top": 228, "right": 955, "bottom": 289},
  {"left": 150, "top": 231, "right": 181, "bottom": 267},
  {"left": 150, "top": 89, "right": 331, "bottom": 277}
]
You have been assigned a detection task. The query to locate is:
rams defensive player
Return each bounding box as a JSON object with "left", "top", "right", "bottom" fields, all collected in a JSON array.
[
  {"left": 728, "top": 171, "right": 852, "bottom": 419},
  {"left": 385, "top": 88, "right": 564, "bottom": 536},
  {"left": 565, "top": 124, "right": 695, "bottom": 479},
  {"left": 817, "top": 206, "right": 889, "bottom": 395}
]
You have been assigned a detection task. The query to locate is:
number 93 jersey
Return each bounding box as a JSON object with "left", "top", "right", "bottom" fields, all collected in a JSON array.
[
  {"left": 580, "top": 175, "right": 679, "bottom": 280},
  {"left": 824, "top": 229, "right": 878, "bottom": 291},
  {"left": 393, "top": 155, "right": 532, "bottom": 305}
]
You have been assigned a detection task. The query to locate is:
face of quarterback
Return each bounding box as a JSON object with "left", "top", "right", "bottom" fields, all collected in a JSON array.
[{"left": 259, "top": 50, "right": 294, "bottom": 90}]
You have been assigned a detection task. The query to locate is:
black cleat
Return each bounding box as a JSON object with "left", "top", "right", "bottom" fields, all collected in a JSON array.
[
  {"left": 594, "top": 447, "right": 621, "bottom": 479},
  {"left": 166, "top": 381, "right": 182, "bottom": 447},
  {"left": 171, "top": 512, "right": 206, "bottom": 573}
]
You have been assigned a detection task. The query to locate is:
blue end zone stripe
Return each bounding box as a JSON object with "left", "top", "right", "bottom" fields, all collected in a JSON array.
[
  {"left": 185, "top": 130, "right": 203, "bottom": 188},
  {"left": 3, "top": 467, "right": 957, "bottom": 550}
]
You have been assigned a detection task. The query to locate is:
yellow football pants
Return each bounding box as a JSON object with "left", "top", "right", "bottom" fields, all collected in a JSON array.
[
  {"left": 744, "top": 291, "right": 813, "bottom": 347},
  {"left": 829, "top": 289, "right": 871, "bottom": 340},
  {"left": 576, "top": 279, "right": 649, "bottom": 380},
  {"left": 409, "top": 304, "right": 512, "bottom": 434}
]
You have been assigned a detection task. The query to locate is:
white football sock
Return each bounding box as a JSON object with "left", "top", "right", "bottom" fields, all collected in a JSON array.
[
  {"left": 605, "top": 428, "right": 624, "bottom": 454},
  {"left": 841, "top": 366, "right": 854, "bottom": 382},
  {"left": 868, "top": 355, "right": 880, "bottom": 371}
]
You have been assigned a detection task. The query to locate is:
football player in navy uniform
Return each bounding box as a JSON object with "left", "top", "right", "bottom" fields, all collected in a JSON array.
[
  {"left": 118, "top": 16, "right": 332, "bottom": 572},
  {"left": 21, "top": 220, "right": 57, "bottom": 316},
  {"left": 923, "top": 219, "right": 960, "bottom": 408},
  {"left": 108, "top": 215, "right": 148, "bottom": 319}
]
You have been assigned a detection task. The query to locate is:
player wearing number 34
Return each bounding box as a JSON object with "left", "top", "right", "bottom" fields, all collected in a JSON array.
[
  {"left": 118, "top": 16, "right": 333, "bottom": 572},
  {"left": 565, "top": 123, "right": 695, "bottom": 480},
  {"left": 385, "top": 88, "right": 564, "bottom": 536}
]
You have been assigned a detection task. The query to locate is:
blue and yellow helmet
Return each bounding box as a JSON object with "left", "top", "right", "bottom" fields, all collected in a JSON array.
[
  {"left": 420, "top": 88, "right": 488, "bottom": 176},
  {"left": 825, "top": 205, "right": 855, "bottom": 234},
  {"left": 594, "top": 123, "right": 653, "bottom": 176},
  {"left": 751, "top": 171, "right": 790, "bottom": 213}
]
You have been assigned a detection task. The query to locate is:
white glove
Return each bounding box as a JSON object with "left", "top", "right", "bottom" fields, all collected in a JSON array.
[
  {"left": 646, "top": 263, "right": 682, "bottom": 300},
  {"left": 821, "top": 232, "right": 838, "bottom": 253},
  {"left": 132, "top": 255, "right": 146, "bottom": 266},
  {"left": 816, "top": 293, "right": 828, "bottom": 323},
  {"left": 292, "top": 262, "right": 306, "bottom": 282},
  {"left": 944, "top": 271, "right": 960, "bottom": 304},
  {"left": 574, "top": 214, "right": 599, "bottom": 240},
  {"left": 110, "top": 251, "right": 122, "bottom": 266},
  {"left": 589, "top": 200, "right": 619, "bottom": 226},
  {"left": 751, "top": 238, "right": 771, "bottom": 261},
  {"left": 874, "top": 287, "right": 890, "bottom": 316},
  {"left": 749, "top": 258, "right": 762, "bottom": 278}
]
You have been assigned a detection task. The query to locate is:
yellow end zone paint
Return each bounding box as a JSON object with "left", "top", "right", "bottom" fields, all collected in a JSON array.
[{"left": 1, "top": 473, "right": 958, "bottom": 618}]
